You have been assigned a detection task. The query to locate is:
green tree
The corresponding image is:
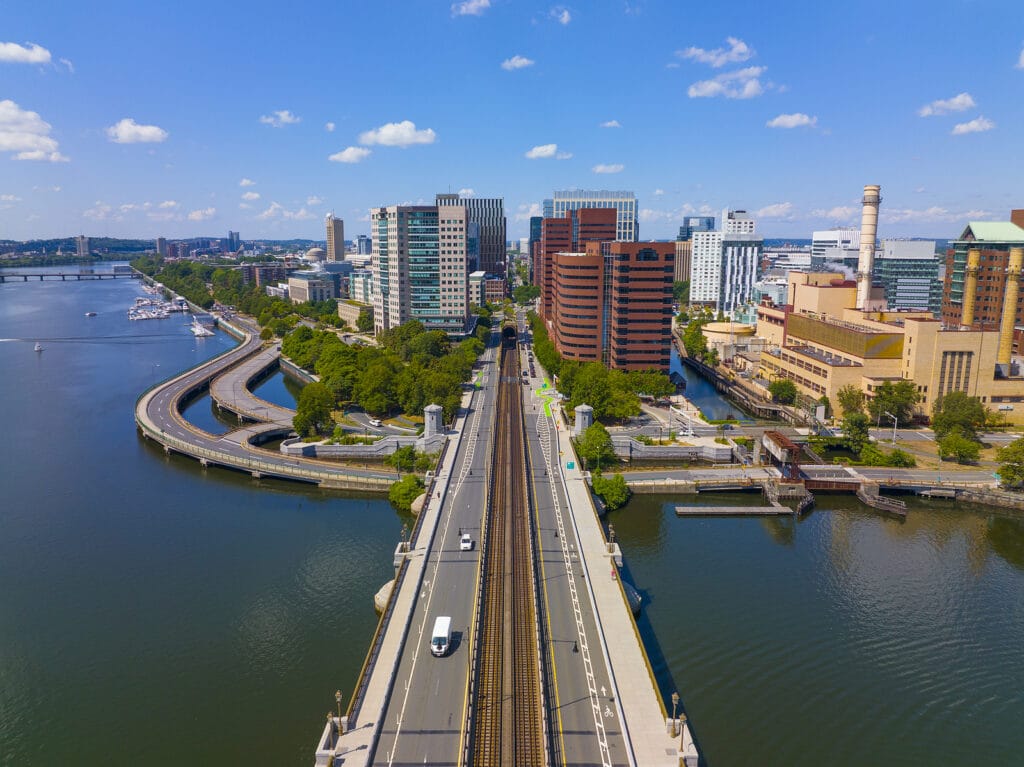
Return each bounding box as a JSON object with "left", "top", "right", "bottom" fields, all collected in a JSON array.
[
  {"left": 576, "top": 423, "right": 616, "bottom": 471},
  {"left": 842, "top": 411, "right": 871, "bottom": 454},
  {"left": 996, "top": 437, "right": 1024, "bottom": 488},
  {"left": 938, "top": 432, "right": 981, "bottom": 463},
  {"left": 259, "top": 326, "right": 273, "bottom": 340},
  {"left": 356, "top": 309, "right": 374, "bottom": 333},
  {"left": 768, "top": 379, "right": 798, "bottom": 404},
  {"left": 293, "top": 381, "right": 335, "bottom": 437},
  {"left": 866, "top": 380, "right": 920, "bottom": 425},
  {"left": 389, "top": 445, "right": 417, "bottom": 472},
  {"left": 932, "top": 391, "right": 988, "bottom": 441},
  {"left": 591, "top": 472, "right": 631, "bottom": 511},
  {"left": 388, "top": 475, "right": 424, "bottom": 512},
  {"left": 888, "top": 448, "right": 916, "bottom": 467},
  {"left": 836, "top": 385, "right": 866, "bottom": 417},
  {"left": 512, "top": 284, "right": 541, "bottom": 304},
  {"left": 672, "top": 280, "right": 690, "bottom": 304}
]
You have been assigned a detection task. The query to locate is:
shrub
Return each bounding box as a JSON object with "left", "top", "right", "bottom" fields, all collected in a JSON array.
[{"left": 388, "top": 475, "right": 424, "bottom": 512}]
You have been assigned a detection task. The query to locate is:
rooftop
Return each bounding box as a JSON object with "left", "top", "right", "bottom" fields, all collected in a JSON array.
[{"left": 956, "top": 221, "right": 1024, "bottom": 243}]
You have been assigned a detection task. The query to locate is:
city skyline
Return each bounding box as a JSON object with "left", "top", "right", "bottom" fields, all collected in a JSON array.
[{"left": 2, "top": 0, "right": 1023, "bottom": 241}]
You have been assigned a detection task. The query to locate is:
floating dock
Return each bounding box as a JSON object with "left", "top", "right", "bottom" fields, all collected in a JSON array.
[{"left": 675, "top": 503, "right": 792, "bottom": 517}]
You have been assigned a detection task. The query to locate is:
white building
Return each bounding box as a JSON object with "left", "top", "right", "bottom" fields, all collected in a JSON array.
[
  {"left": 690, "top": 211, "right": 763, "bottom": 315},
  {"left": 811, "top": 228, "right": 860, "bottom": 259},
  {"left": 371, "top": 204, "right": 470, "bottom": 335},
  {"left": 349, "top": 269, "right": 373, "bottom": 305}
]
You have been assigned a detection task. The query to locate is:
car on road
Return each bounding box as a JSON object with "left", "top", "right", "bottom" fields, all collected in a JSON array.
[
  {"left": 459, "top": 533, "right": 473, "bottom": 551},
  {"left": 369, "top": 418, "right": 383, "bottom": 427}
]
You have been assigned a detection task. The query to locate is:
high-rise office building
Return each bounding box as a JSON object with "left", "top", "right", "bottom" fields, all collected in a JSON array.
[
  {"left": 537, "top": 208, "right": 616, "bottom": 322},
  {"left": 326, "top": 214, "right": 345, "bottom": 262},
  {"left": 435, "top": 194, "right": 506, "bottom": 277},
  {"left": 690, "top": 211, "right": 762, "bottom": 315},
  {"left": 370, "top": 203, "right": 469, "bottom": 335},
  {"left": 226, "top": 231, "right": 240, "bottom": 252},
  {"left": 356, "top": 234, "right": 372, "bottom": 255},
  {"left": 546, "top": 190, "right": 638, "bottom": 242},
  {"left": 76, "top": 235, "right": 90, "bottom": 259},
  {"left": 874, "top": 240, "right": 942, "bottom": 316},
  {"left": 678, "top": 216, "right": 715, "bottom": 241},
  {"left": 155, "top": 237, "right": 167, "bottom": 257},
  {"left": 548, "top": 240, "right": 674, "bottom": 372}
]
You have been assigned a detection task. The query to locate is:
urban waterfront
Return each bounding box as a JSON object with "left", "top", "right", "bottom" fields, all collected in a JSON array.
[{"left": 3, "top": 273, "right": 1024, "bottom": 765}]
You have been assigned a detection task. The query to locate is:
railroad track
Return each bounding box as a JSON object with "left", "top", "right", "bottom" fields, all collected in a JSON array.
[{"left": 469, "top": 335, "right": 548, "bottom": 766}]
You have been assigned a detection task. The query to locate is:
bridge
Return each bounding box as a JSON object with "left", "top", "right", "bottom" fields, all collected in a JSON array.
[
  {"left": 316, "top": 321, "right": 699, "bottom": 766},
  {"left": 0, "top": 269, "right": 141, "bottom": 282},
  {"left": 134, "top": 316, "right": 398, "bottom": 491}
]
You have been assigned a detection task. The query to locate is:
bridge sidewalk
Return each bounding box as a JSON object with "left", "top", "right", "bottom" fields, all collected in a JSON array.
[{"left": 551, "top": 405, "right": 700, "bottom": 767}]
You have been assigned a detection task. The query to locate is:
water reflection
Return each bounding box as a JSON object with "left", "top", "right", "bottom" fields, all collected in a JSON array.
[{"left": 987, "top": 516, "right": 1024, "bottom": 571}]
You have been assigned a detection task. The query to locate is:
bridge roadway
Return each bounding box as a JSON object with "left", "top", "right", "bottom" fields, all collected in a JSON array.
[
  {"left": 135, "top": 316, "right": 397, "bottom": 490},
  {"left": 325, "top": 329, "right": 698, "bottom": 766}
]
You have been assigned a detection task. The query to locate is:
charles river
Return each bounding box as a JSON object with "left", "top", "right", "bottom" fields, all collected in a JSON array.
[{"left": 2, "top": 269, "right": 1022, "bottom": 766}]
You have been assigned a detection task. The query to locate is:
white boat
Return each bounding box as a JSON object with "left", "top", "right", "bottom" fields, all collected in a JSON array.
[
  {"left": 85, "top": 311, "right": 97, "bottom": 317},
  {"left": 190, "top": 318, "right": 215, "bottom": 337},
  {"left": 34, "top": 342, "right": 43, "bottom": 352}
]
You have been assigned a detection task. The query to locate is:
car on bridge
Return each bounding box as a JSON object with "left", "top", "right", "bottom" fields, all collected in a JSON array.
[{"left": 460, "top": 533, "right": 473, "bottom": 551}]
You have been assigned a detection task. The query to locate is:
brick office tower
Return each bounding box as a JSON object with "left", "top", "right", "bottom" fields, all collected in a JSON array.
[
  {"left": 550, "top": 240, "right": 675, "bottom": 372},
  {"left": 537, "top": 208, "right": 616, "bottom": 322},
  {"left": 942, "top": 213, "right": 1024, "bottom": 336}
]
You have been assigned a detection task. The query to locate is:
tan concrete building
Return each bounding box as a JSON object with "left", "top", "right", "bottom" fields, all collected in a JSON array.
[
  {"left": 756, "top": 270, "right": 1024, "bottom": 423},
  {"left": 288, "top": 272, "right": 335, "bottom": 304},
  {"left": 674, "top": 239, "right": 691, "bottom": 283},
  {"left": 325, "top": 214, "right": 345, "bottom": 262}
]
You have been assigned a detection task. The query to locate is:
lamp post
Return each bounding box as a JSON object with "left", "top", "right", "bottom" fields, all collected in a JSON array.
[
  {"left": 884, "top": 411, "right": 898, "bottom": 446},
  {"left": 335, "top": 690, "right": 343, "bottom": 737},
  {"left": 671, "top": 692, "right": 680, "bottom": 737},
  {"left": 679, "top": 713, "right": 688, "bottom": 751}
]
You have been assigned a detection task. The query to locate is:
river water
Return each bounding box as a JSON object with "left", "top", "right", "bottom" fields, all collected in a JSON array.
[{"left": 2, "top": 271, "right": 1022, "bottom": 766}]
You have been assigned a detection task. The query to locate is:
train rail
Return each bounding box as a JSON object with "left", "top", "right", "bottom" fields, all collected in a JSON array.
[{"left": 468, "top": 332, "right": 549, "bottom": 766}]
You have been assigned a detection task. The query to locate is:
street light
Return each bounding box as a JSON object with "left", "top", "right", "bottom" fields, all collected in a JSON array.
[
  {"left": 671, "top": 692, "right": 680, "bottom": 737},
  {"left": 335, "top": 690, "right": 343, "bottom": 736},
  {"left": 884, "top": 411, "right": 898, "bottom": 447}
]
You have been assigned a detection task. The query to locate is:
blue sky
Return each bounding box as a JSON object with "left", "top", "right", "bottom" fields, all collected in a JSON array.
[{"left": 2, "top": 0, "right": 1023, "bottom": 242}]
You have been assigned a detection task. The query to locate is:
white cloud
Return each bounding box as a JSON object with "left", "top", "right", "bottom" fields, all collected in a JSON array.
[
  {"left": 653, "top": 189, "right": 665, "bottom": 196},
  {"left": 514, "top": 202, "right": 542, "bottom": 222},
  {"left": 329, "top": 146, "right": 372, "bottom": 163},
  {"left": 239, "top": 178, "right": 256, "bottom": 187},
  {"left": 358, "top": 120, "right": 436, "bottom": 147},
  {"left": 0, "top": 42, "right": 52, "bottom": 64},
  {"left": 881, "top": 206, "right": 989, "bottom": 224},
  {"left": 551, "top": 7, "right": 571, "bottom": 24},
  {"left": 688, "top": 66, "right": 765, "bottom": 99},
  {"left": 241, "top": 191, "right": 260, "bottom": 201},
  {"left": 159, "top": 200, "right": 179, "bottom": 209},
  {"left": 458, "top": 188, "right": 475, "bottom": 196},
  {"left": 187, "top": 207, "right": 216, "bottom": 221},
  {"left": 0, "top": 99, "right": 69, "bottom": 161},
  {"left": 918, "top": 92, "right": 975, "bottom": 117},
  {"left": 452, "top": 0, "right": 490, "bottom": 16},
  {"left": 307, "top": 195, "right": 323, "bottom": 205},
  {"left": 83, "top": 201, "right": 113, "bottom": 221},
  {"left": 600, "top": 120, "right": 622, "bottom": 128},
  {"left": 766, "top": 112, "right": 817, "bottom": 129},
  {"left": 106, "top": 118, "right": 168, "bottom": 144},
  {"left": 239, "top": 203, "right": 252, "bottom": 210},
  {"left": 256, "top": 201, "right": 314, "bottom": 220},
  {"left": 678, "top": 37, "right": 753, "bottom": 68},
  {"left": 325, "top": 122, "right": 335, "bottom": 132},
  {"left": 756, "top": 202, "right": 795, "bottom": 219},
  {"left": 1, "top": 194, "right": 21, "bottom": 202},
  {"left": 502, "top": 55, "right": 535, "bottom": 71},
  {"left": 259, "top": 109, "right": 300, "bottom": 128},
  {"left": 951, "top": 116, "right": 994, "bottom": 135},
  {"left": 525, "top": 143, "right": 572, "bottom": 159},
  {"left": 811, "top": 205, "right": 857, "bottom": 220},
  {"left": 1018, "top": 47, "right": 1024, "bottom": 69},
  {"left": 593, "top": 163, "right": 624, "bottom": 174},
  {"left": 59, "top": 57, "right": 73, "bottom": 73}
]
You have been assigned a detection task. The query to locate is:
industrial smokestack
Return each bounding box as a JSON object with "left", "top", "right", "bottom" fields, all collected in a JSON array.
[
  {"left": 998, "top": 246, "right": 1023, "bottom": 367},
  {"left": 856, "top": 185, "right": 881, "bottom": 310},
  {"left": 962, "top": 248, "right": 981, "bottom": 327}
]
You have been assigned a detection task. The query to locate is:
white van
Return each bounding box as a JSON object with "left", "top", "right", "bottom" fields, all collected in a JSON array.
[{"left": 430, "top": 616, "right": 452, "bottom": 657}]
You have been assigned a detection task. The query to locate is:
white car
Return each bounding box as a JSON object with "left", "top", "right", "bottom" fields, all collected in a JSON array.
[
  {"left": 369, "top": 418, "right": 383, "bottom": 427},
  {"left": 459, "top": 533, "right": 473, "bottom": 551}
]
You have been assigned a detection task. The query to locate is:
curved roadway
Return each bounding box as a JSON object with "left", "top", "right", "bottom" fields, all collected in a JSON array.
[{"left": 135, "top": 317, "right": 398, "bottom": 490}]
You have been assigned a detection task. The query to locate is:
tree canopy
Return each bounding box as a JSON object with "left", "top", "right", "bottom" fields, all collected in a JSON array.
[
  {"left": 932, "top": 391, "right": 988, "bottom": 441},
  {"left": 836, "top": 384, "right": 866, "bottom": 417},
  {"left": 997, "top": 437, "right": 1024, "bottom": 488},
  {"left": 591, "top": 472, "right": 631, "bottom": 511},
  {"left": 576, "top": 423, "right": 617, "bottom": 471},
  {"left": 293, "top": 381, "right": 335, "bottom": 437},
  {"left": 866, "top": 380, "right": 920, "bottom": 426},
  {"left": 768, "top": 379, "right": 798, "bottom": 404}
]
